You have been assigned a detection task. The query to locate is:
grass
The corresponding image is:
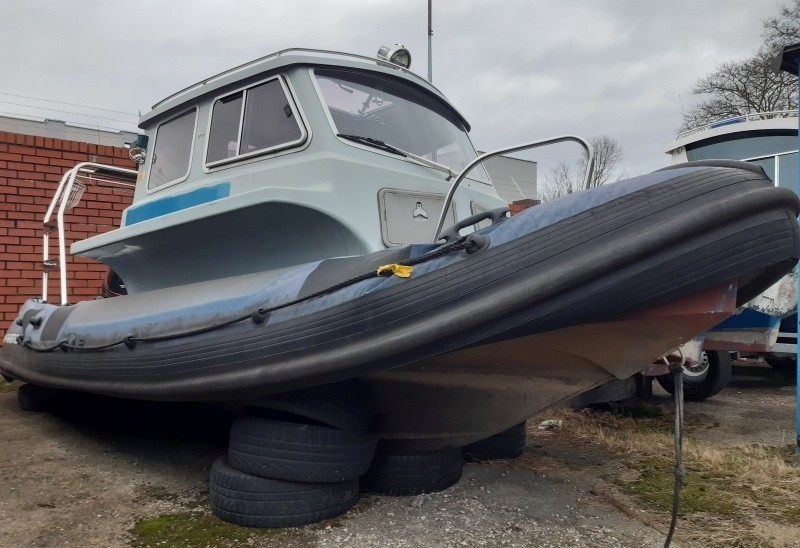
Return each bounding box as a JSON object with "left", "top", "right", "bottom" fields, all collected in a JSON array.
[{"left": 534, "top": 406, "right": 800, "bottom": 547}]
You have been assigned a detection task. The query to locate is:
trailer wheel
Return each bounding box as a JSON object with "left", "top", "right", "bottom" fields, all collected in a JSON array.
[{"left": 656, "top": 350, "right": 732, "bottom": 401}]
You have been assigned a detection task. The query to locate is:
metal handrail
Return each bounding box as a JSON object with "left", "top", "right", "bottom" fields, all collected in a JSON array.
[
  {"left": 42, "top": 162, "right": 137, "bottom": 304},
  {"left": 432, "top": 135, "right": 595, "bottom": 242},
  {"left": 675, "top": 110, "right": 799, "bottom": 141}
]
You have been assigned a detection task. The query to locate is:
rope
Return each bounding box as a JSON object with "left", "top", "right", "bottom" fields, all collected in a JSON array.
[
  {"left": 664, "top": 357, "right": 686, "bottom": 548},
  {"left": 24, "top": 238, "right": 472, "bottom": 353}
]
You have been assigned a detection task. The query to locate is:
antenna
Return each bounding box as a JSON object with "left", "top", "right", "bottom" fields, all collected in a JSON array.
[{"left": 428, "top": 0, "right": 433, "bottom": 82}]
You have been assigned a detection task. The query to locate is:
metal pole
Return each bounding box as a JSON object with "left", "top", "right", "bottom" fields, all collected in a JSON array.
[
  {"left": 427, "top": 0, "right": 433, "bottom": 83},
  {"left": 796, "top": 61, "right": 800, "bottom": 455},
  {"left": 775, "top": 46, "right": 800, "bottom": 455}
]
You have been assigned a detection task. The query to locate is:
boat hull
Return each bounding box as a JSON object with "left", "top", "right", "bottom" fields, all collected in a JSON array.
[
  {"left": 1, "top": 163, "right": 798, "bottom": 423},
  {"left": 365, "top": 282, "right": 738, "bottom": 449}
]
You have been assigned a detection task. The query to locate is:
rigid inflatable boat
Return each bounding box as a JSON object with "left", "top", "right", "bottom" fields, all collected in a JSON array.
[{"left": 1, "top": 48, "right": 799, "bottom": 450}]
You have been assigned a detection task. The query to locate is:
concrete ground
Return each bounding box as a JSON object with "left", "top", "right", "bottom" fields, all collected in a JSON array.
[{"left": 0, "top": 362, "right": 794, "bottom": 547}]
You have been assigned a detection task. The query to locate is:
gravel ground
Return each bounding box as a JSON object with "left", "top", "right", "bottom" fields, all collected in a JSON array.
[{"left": 0, "top": 362, "right": 794, "bottom": 547}]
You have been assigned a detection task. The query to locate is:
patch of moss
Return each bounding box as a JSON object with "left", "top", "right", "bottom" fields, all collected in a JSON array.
[
  {"left": 780, "top": 505, "right": 800, "bottom": 523},
  {"left": 0, "top": 379, "right": 19, "bottom": 393},
  {"left": 130, "top": 513, "right": 298, "bottom": 548},
  {"left": 620, "top": 457, "right": 739, "bottom": 517}
]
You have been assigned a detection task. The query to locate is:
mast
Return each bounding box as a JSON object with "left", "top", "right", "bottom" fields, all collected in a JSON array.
[{"left": 428, "top": 0, "right": 433, "bottom": 82}]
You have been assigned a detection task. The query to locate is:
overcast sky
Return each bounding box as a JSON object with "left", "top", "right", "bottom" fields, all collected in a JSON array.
[{"left": 0, "top": 0, "right": 787, "bottom": 184}]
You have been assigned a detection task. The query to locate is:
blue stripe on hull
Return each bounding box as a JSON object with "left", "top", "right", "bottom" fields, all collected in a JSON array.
[
  {"left": 710, "top": 308, "right": 781, "bottom": 331},
  {"left": 124, "top": 182, "right": 231, "bottom": 225}
]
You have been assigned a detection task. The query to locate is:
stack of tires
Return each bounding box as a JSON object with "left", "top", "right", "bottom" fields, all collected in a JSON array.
[
  {"left": 210, "top": 384, "right": 377, "bottom": 528},
  {"left": 210, "top": 382, "right": 526, "bottom": 527}
]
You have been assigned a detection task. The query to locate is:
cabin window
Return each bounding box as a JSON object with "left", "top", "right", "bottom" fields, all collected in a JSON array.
[
  {"left": 148, "top": 108, "right": 197, "bottom": 190},
  {"left": 314, "top": 68, "right": 490, "bottom": 183},
  {"left": 207, "top": 93, "right": 244, "bottom": 164},
  {"left": 205, "top": 77, "right": 305, "bottom": 167}
]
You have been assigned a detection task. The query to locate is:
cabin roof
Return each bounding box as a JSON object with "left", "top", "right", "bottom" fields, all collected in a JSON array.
[{"left": 139, "top": 48, "right": 470, "bottom": 131}]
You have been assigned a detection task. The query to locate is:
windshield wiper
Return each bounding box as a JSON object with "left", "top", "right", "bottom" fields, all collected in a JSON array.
[
  {"left": 336, "top": 133, "right": 458, "bottom": 180},
  {"left": 337, "top": 134, "right": 407, "bottom": 156}
]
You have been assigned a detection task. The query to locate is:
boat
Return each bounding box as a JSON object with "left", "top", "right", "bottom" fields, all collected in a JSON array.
[
  {"left": 2, "top": 48, "right": 799, "bottom": 453},
  {"left": 665, "top": 111, "right": 799, "bottom": 375}
]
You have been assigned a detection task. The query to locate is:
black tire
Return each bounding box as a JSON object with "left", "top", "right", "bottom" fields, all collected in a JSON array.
[
  {"left": 209, "top": 458, "right": 360, "bottom": 528},
  {"left": 463, "top": 422, "right": 527, "bottom": 462},
  {"left": 228, "top": 416, "right": 377, "bottom": 483},
  {"left": 360, "top": 447, "right": 463, "bottom": 496},
  {"left": 656, "top": 350, "right": 732, "bottom": 401},
  {"left": 247, "top": 380, "right": 371, "bottom": 432},
  {"left": 17, "top": 383, "right": 56, "bottom": 412}
]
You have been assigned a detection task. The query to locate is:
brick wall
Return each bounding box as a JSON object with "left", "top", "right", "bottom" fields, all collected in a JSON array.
[{"left": 0, "top": 131, "right": 136, "bottom": 343}]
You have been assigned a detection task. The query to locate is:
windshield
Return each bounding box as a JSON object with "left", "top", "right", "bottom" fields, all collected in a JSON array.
[{"left": 314, "top": 68, "right": 490, "bottom": 183}]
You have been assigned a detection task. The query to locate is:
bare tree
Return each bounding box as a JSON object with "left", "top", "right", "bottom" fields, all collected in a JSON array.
[
  {"left": 680, "top": 47, "right": 797, "bottom": 131},
  {"left": 584, "top": 134, "right": 623, "bottom": 187},
  {"left": 763, "top": 0, "right": 800, "bottom": 49},
  {"left": 680, "top": 0, "right": 800, "bottom": 131},
  {"left": 540, "top": 135, "right": 623, "bottom": 200}
]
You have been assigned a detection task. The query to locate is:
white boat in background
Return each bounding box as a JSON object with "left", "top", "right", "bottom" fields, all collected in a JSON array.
[{"left": 665, "top": 111, "right": 799, "bottom": 376}]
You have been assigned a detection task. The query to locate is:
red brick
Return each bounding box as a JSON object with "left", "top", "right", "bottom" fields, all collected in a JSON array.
[
  {"left": 22, "top": 155, "right": 50, "bottom": 166},
  {"left": 0, "top": 152, "right": 22, "bottom": 162},
  {"left": 63, "top": 151, "right": 88, "bottom": 162},
  {"left": 17, "top": 171, "right": 45, "bottom": 181},
  {"left": 34, "top": 164, "right": 63, "bottom": 175},
  {"left": 17, "top": 188, "right": 47, "bottom": 197},
  {"left": 36, "top": 149, "right": 62, "bottom": 159},
  {"left": 5, "top": 261, "right": 34, "bottom": 270},
  {"left": 49, "top": 158, "right": 79, "bottom": 169},
  {"left": 19, "top": 204, "right": 47, "bottom": 214},
  {"left": 9, "top": 145, "right": 37, "bottom": 156}
]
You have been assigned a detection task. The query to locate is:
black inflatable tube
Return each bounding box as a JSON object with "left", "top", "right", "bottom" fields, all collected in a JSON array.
[{"left": 2, "top": 166, "right": 798, "bottom": 401}]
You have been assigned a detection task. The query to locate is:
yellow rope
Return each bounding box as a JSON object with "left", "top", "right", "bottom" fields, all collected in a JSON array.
[{"left": 376, "top": 264, "right": 414, "bottom": 278}]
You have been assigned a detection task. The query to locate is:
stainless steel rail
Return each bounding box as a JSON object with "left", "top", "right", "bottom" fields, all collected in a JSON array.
[
  {"left": 41, "top": 162, "right": 137, "bottom": 304},
  {"left": 432, "top": 135, "right": 595, "bottom": 242}
]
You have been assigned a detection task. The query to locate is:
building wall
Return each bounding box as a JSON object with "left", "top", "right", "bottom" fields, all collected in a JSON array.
[{"left": 0, "top": 131, "right": 136, "bottom": 343}]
